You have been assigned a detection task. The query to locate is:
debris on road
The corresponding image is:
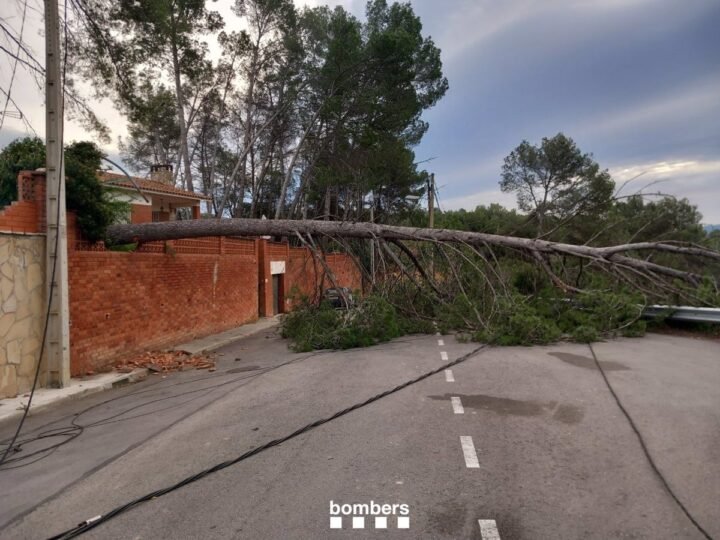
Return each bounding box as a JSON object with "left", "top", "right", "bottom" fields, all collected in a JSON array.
[{"left": 115, "top": 350, "right": 217, "bottom": 374}]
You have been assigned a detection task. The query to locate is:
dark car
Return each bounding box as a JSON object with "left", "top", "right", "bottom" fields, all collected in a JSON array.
[{"left": 323, "top": 287, "right": 355, "bottom": 309}]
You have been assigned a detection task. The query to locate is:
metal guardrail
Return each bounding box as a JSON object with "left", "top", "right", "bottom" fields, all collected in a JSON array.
[{"left": 643, "top": 305, "right": 720, "bottom": 324}]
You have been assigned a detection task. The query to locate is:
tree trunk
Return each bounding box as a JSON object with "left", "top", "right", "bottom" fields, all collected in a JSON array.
[
  {"left": 274, "top": 108, "right": 322, "bottom": 219},
  {"left": 169, "top": 15, "right": 193, "bottom": 192},
  {"left": 107, "top": 218, "right": 719, "bottom": 282}
]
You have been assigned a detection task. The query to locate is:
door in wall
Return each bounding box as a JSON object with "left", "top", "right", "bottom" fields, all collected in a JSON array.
[{"left": 272, "top": 274, "right": 281, "bottom": 315}]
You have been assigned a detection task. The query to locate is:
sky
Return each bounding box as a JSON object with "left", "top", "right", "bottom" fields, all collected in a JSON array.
[{"left": 1, "top": 0, "right": 719, "bottom": 221}]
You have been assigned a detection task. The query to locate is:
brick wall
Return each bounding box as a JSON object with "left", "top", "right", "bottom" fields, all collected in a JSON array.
[
  {"left": 68, "top": 244, "right": 259, "bottom": 375},
  {"left": 258, "top": 241, "right": 361, "bottom": 314},
  {"left": 4, "top": 170, "right": 362, "bottom": 376},
  {"left": 0, "top": 171, "right": 48, "bottom": 234},
  {"left": 130, "top": 204, "right": 152, "bottom": 224},
  {"left": 68, "top": 239, "right": 360, "bottom": 375}
]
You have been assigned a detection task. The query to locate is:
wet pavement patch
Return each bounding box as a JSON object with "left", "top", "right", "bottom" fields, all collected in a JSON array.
[
  {"left": 547, "top": 352, "right": 629, "bottom": 371},
  {"left": 552, "top": 404, "right": 585, "bottom": 424},
  {"left": 427, "top": 393, "right": 585, "bottom": 424}
]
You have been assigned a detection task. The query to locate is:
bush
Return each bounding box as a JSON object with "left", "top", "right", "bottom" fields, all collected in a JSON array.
[
  {"left": 477, "top": 305, "right": 561, "bottom": 346},
  {"left": 281, "top": 295, "right": 420, "bottom": 352},
  {"left": 571, "top": 325, "right": 599, "bottom": 343},
  {"left": 621, "top": 320, "right": 646, "bottom": 337}
]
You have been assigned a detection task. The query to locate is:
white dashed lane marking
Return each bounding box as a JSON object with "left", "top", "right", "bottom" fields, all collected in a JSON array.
[
  {"left": 451, "top": 396, "right": 464, "bottom": 414},
  {"left": 460, "top": 436, "right": 480, "bottom": 468},
  {"left": 478, "top": 519, "right": 501, "bottom": 539},
  {"left": 438, "top": 339, "right": 444, "bottom": 346},
  {"left": 440, "top": 351, "right": 449, "bottom": 361},
  {"left": 444, "top": 369, "right": 455, "bottom": 382}
]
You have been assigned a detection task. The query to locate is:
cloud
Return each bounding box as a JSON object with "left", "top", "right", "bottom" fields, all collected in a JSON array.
[
  {"left": 436, "top": 0, "right": 539, "bottom": 63},
  {"left": 581, "top": 76, "right": 720, "bottom": 138},
  {"left": 610, "top": 158, "right": 720, "bottom": 223},
  {"left": 441, "top": 188, "right": 517, "bottom": 213},
  {"left": 442, "top": 158, "right": 720, "bottom": 224}
]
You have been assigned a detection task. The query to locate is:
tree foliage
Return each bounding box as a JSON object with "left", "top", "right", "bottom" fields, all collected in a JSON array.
[
  {"left": 0, "top": 137, "right": 128, "bottom": 242},
  {"left": 0, "top": 137, "right": 46, "bottom": 206},
  {"left": 500, "top": 133, "right": 614, "bottom": 234},
  {"left": 67, "top": 0, "right": 447, "bottom": 219}
]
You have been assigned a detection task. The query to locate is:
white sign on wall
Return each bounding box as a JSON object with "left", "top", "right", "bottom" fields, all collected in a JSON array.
[{"left": 270, "top": 261, "right": 286, "bottom": 275}]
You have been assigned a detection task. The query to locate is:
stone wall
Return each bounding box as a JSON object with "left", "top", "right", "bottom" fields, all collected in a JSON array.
[{"left": 0, "top": 234, "right": 46, "bottom": 398}]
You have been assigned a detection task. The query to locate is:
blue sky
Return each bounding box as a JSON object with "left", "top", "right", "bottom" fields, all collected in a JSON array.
[{"left": 2, "top": 0, "right": 719, "bottom": 220}]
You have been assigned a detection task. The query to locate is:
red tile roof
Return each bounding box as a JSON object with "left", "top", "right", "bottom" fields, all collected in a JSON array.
[{"left": 98, "top": 171, "right": 211, "bottom": 200}]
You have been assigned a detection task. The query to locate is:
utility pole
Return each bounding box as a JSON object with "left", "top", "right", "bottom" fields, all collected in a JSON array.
[
  {"left": 428, "top": 173, "right": 435, "bottom": 228},
  {"left": 44, "top": 0, "right": 70, "bottom": 387},
  {"left": 369, "top": 191, "right": 375, "bottom": 284}
]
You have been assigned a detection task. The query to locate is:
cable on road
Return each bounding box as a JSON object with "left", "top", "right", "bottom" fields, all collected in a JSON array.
[
  {"left": 588, "top": 344, "right": 714, "bottom": 540},
  {"left": 0, "top": 350, "right": 324, "bottom": 471},
  {"left": 47, "top": 345, "right": 488, "bottom": 539}
]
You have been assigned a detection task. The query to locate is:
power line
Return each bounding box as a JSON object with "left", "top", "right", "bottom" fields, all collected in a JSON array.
[
  {"left": 48, "top": 345, "right": 488, "bottom": 539},
  {"left": 0, "top": 85, "right": 38, "bottom": 136},
  {"left": 0, "top": 0, "right": 69, "bottom": 467},
  {"left": 0, "top": 18, "right": 45, "bottom": 74},
  {"left": 0, "top": 0, "right": 28, "bottom": 131}
]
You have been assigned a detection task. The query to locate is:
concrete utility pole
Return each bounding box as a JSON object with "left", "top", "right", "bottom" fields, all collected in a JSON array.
[
  {"left": 428, "top": 173, "right": 435, "bottom": 229},
  {"left": 369, "top": 191, "right": 375, "bottom": 283},
  {"left": 44, "top": 0, "right": 70, "bottom": 387}
]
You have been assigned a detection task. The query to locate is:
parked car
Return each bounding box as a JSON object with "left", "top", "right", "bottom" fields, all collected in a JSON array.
[{"left": 323, "top": 287, "right": 355, "bottom": 309}]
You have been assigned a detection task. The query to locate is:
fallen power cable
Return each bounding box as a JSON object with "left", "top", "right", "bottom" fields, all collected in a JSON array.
[{"left": 47, "top": 345, "right": 488, "bottom": 539}]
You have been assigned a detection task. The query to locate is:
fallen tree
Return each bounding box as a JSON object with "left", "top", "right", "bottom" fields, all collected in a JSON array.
[
  {"left": 108, "top": 217, "right": 720, "bottom": 287},
  {"left": 107, "top": 218, "right": 720, "bottom": 347}
]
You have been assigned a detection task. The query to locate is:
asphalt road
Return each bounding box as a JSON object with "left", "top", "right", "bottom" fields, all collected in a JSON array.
[{"left": 0, "top": 329, "right": 718, "bottom": 539}]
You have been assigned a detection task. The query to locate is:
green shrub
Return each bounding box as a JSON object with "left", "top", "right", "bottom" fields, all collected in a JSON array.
[
  {"left": 621, "top": 320, "right": 646, "bottom": 337},
  {"left": 281, "top": 295, "right": 420, "bottom": 352},
  {"left": 571, "top": 325, "right": 599, "bottom": 343}
]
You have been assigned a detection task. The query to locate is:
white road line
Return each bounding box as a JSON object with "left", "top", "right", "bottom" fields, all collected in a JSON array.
[
  {"left": 478, "top": 519, "right": 501, "bottom": 539},
  {"left": 435, "top": 331, "right": 441, "bottom": 336},
  {"left": 445, "top": 369, "right": 455, "bottom": 382},
  {"left": 438, "top": 339, "right": 445, "bottom": 346},
  {"left": 451, "top": 396, "right": 464, "bottom": 414},
  {"left": 440, "top": 351, "right": 449, "bottom": 361},
  {"left": 460, "top": 436, "right": 480, "bottom": 468}
]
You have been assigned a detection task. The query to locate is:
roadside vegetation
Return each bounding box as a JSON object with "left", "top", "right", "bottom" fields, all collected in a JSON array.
[
  {"left": 281, "top": 134, "right": 720, "bottom": 351},
  {"left": 0, "top": 0, "right": 717, "bottom": 351}
]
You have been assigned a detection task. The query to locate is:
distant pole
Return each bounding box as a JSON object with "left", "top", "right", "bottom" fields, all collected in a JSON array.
[
  {"left": 44, "top": 0, "right": 70, "bottom": 386},
  {"left": 369, "top": 191, "right": 375, "bottom": 284},
  {"left": 428, "top": 173, "right": 435, "bottom": 229}
]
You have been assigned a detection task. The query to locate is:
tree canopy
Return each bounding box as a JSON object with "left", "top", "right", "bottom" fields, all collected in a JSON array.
[
  {"left": 499, "top": 133, "right": 614, "bottom": 235},
  {"left": 65, "top": 0, "right": 447, "bottom": 219},
  {"left": 0, "top": 137, "right": 128, "bottom": 242}
]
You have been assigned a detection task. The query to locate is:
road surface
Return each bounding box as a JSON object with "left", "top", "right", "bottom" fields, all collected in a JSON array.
[{"left": 1, "top": 329, "right": 718, "bottom": 539}]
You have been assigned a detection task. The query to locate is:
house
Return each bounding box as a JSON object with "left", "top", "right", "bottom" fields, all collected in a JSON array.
[{"left": 99, "top": 164, "right": 210, "bottom": 223}]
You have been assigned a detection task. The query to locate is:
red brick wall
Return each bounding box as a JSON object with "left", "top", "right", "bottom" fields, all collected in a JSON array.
[
  {"left": 5, "top": 171, "right": 363, "bottom": 375},
  {"left": 130, "top": 204, "right": 152, "bottom": 224},
  {"left": 324, "top": 253, "right": 362, "bottom": 292},
  {"left": 0, "top": 201, "right": 40, "bottom": 233},
  {"left": 68, "top": 246, "right": 259, "bottom": 375},
  {"left": 0, "top": 171, "right": 45, "bottom": 233}
]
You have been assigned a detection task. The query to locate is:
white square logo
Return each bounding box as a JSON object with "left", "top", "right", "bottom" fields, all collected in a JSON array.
[{"left": 330, "top": 517, "right": 342, "bottom": 529}]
